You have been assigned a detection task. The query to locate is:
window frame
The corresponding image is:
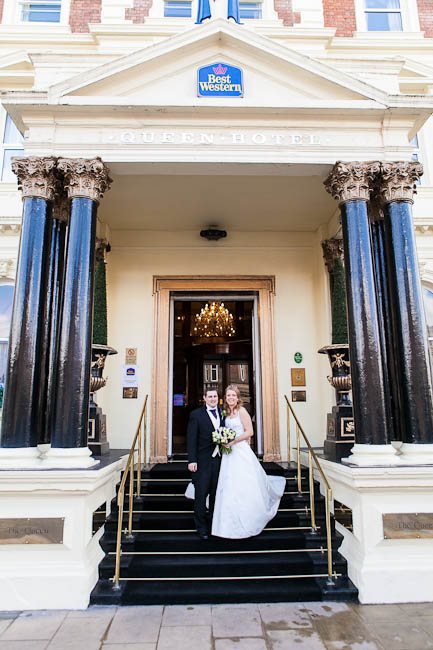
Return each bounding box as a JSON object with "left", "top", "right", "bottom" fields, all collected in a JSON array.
[
  {"left": 19, "top": 0, "right": 62, "bottom": 24},
  {"left": 355, "top": 0, "right": 420, "bottom": 32},
  {"left": 0, "top": 112, "right": 24, "bottom": 185},
  {"left": 150, "top": 0, "right": 275, "bottom": 20},
  {"left": 1, "top": 0, "right": 70, "bottom": 25}
]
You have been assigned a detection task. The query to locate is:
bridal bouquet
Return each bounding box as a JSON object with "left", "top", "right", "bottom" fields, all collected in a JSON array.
[{"left": 212, "top": 427, "right": 237, "bottom": 456}]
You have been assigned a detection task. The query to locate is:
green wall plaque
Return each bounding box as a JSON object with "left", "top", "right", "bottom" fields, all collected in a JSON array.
[{"left": 294, "top": 352, "right": 303, "bottom": 364}]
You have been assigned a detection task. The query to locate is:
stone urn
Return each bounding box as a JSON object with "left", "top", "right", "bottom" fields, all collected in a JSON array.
[
  {"left": 318, "top": 343, "right": 354, "bottom": 461},
  {"left": 318, "top": 343, "right": 352, "bottom": 406},
  {"left": 88, "top": 344, "right": 118, "bottom": 455}
]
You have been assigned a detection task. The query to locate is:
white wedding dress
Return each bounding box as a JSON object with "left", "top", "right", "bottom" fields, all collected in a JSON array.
[{"left": 211, "top": 414, "right": 286, "bottom": 539}]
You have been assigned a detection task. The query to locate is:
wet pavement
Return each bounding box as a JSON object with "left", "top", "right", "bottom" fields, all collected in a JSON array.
[{"left": 0, "top": 601, "right": 433, "bottom": 650}]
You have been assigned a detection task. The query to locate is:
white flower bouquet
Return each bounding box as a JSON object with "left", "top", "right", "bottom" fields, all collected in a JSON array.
[{"left": 212, "top": 426, "right": 237, "bottom": 456}]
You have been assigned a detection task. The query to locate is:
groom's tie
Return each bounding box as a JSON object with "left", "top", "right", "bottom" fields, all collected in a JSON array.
[{"left": 210, "top": 409, "right": 217, "bottom": 418}]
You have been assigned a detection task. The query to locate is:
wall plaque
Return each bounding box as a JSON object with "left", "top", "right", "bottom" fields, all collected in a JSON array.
[
  {"left": 0, "top": 518, "right": 64, "bottom": 544},
  {"left": 291, "top": 390, "right": 306, "bottom": 402},
  {"left": 291, "top": 368, "right": 306, "bottom": 386},
  {"left": 383, "top": 513, "right": 433, "bottom": 539}
]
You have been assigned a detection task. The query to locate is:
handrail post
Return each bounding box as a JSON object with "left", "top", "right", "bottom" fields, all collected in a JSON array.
[
  {"left": 113, "top": 491, "right": 124, "bottom": 590},
  {"left": 287, "top": 401, "right": 291, "bottom": 464},
  {"left": 111, "top": 395, "right": 148, "bottom": 588},
  {"left": 127, "top": 462, "right": 134, "bottom": 537},
  {"left": 326, "top": 486, "right": 334, "bottom": 585},
  {"left": 308, "top": 450, "right": 317, "bottom": 533},
  {"left": 137, "top": 416, "right": 142, "bottom": 499},
  {"left": 296, "top": 424, "right": 302, "bottom": 493},
  {"left": 284, "top": 395, "right": 335, "bottom": 585}
]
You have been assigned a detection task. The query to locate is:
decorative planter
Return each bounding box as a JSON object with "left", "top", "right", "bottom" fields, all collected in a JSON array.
[
  {"left": 318, "top": 343, "right": 352, "bottom": 406},
  {"left": 88, "top": 344, "right": 117, "bottom": 456},
  {"left": 318, "top": 343, "right": 354, "bottom": 462}
]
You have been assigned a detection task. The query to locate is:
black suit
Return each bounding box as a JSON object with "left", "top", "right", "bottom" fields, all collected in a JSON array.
[{"left": 187, "top": 406, "right": 222, "bottom": 534}]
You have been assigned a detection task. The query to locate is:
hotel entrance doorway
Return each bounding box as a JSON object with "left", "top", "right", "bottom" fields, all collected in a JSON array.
[{"left": 168, "top": 295, "right": 263, "bottom": 456}]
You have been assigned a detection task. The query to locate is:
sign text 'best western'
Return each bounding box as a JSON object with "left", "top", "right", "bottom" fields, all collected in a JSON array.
[{"left": 198, "top": 62, "right": 243, "bottom": 97}]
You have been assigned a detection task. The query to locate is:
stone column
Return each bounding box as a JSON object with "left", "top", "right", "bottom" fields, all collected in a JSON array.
[
  {"left": 368, "top": 199, "right": 400, "bottom": 443},
  {"left": 324, "top": 161, "right": 398, "bottom": 466},
  {"left": 44, "top": 158, "right": 111, "bottom": 468},
  {"left": 0, "top": 156, "right": 58, "bottom": 468},
  {"left": 36, "top": 194, "right": 68, "bottom": 445},
  {"left": 379, "top": 161, "right": 433, "bottom": 464}
]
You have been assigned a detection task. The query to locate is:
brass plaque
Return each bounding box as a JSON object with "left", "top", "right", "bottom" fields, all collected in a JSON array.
[
  {"left": 0, "top": 518, "right": 64, "bottom": 544},
  {"left": 291, "top": 368, "right": 306, "bottom": 386},
  {"left": 291, "top": 390, "right": 306, "bottom": 402},
  {"left": 383, "top": 513, "right": 433, "bottom": 539}
]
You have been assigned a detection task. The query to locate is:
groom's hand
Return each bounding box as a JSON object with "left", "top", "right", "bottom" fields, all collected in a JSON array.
[{"left": 188, "top": 463, "right": 197, "bottom": 472}]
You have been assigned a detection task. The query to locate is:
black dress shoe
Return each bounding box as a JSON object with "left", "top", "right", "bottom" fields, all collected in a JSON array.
[{"left": 197, "top": 530, "right": 209, "bottom": 540}]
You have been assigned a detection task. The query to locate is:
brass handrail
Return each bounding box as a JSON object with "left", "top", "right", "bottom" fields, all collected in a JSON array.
[
  {"left": 113, "top": 395, "right": 148, "bottom": 589},
  {"left": 284, "top": 395, "right": 335, "bottom": 584}
]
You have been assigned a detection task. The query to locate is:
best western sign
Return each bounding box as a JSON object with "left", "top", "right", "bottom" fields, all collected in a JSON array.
[{"left": 198, "top": 62, "right": 243, "bottom": 97}]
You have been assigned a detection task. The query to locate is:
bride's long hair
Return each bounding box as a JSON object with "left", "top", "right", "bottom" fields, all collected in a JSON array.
[{"left": 224, "top": 384, "right": 243, "bottom": 416}]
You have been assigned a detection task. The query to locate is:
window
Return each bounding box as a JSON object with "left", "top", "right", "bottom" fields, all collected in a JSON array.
[
  {"left": 364, "top": 0, "right": 402, "bottom": 31},
  {"left": 0, "top": 284, "right": 14, "bottom": 390},
  {"left": 164, "top": 0, "right": 191, "bottom": 16},
  {"left": 239, "top": 1, "right": 261, "bottom": 19},
  {"left": 20, "top": 0, "right": 61, "bottom": 22},
  {"left": 1, "top": 115, "right": 24, "bottom": 183},
  {"left": 410, "top": 135, "right": 422, "bottom": 184},
  {"left": 423, "top": 287, "right": 433, "bottom": 362}
]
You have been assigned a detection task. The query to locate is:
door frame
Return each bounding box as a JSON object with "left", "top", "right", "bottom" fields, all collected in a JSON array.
[
  {"left": 167, "top": 293, "right": 263, "bottom": 457},
  {"left": 151, "top": 276, "right": 280, "bottom": 463}
]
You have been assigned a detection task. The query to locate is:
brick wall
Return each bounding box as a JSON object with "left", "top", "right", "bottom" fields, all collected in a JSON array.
[
  {"left": 417, "top": 0, "right": 433, "bottom": 37},
  {"left": 323, "top": 0, "right": 357, "bottom": 36},
  {"left": 125, "top": 0, "right": 153, "bottom": 23},
  {"left": 273, "top": 0, "right": 294, "bottom": 26},
  {"left": 69, "top": 0, "right": 102, "bottom": 32}
]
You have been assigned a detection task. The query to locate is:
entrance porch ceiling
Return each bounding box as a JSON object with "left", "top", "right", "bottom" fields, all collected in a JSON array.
[{"left": 98, "top": 165, "right": 336, "bottom": 232}]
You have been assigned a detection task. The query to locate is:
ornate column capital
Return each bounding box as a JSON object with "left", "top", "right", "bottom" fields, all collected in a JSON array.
[
  {"left": 322, "top": 239, "right": 344, "bottom": 273},
  {"left": 324, "top": 161, "right": 380, "bottom": 205},
  {"left": 11, "top": 156, "right": 58, "bottom": 202},
  {"left": 57, "top": 157, "right": 112, "bottom": 204},
  {"left": 379, "top": 161, "right": 423, "bottom": 204}
]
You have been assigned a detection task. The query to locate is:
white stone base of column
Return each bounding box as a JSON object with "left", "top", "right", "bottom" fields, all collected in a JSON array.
[
  {"left": 398, "top": 443, "right": 433, "bottom": 465},
  {"left": 42, "top": 447, "right": 99, "bottom": 469},
  {"left": 0, "top": 455, "right": 126, "bottom": 609},
  {"left": 0, "top": 447, "right": 42, "bottom": 469},
  {"left": 342, "top": 443, "right": 400, "bottom": 466}
]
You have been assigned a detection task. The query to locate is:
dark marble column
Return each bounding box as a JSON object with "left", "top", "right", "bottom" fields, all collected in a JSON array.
[
  {"left": 36, "top": 195, "right": 68, "bottom": 445},
  {"left": 45, "top": 158, "right": 111, "bottom": 468},
  {"left": 324, "top": 162, "right": 398, "bottom": 465},
  {"left": 379, "top": 162, "right": 433, "bottom": 462},
  {"left": 0, "top": 156, "right": 58, "bottom": 467},
  {"left": 369, "top": 202, "right": 400, "bottom": 443}
]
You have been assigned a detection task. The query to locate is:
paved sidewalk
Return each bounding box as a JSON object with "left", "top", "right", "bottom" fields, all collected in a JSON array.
[{"left": 0, "top": 601, "right": 433, "bottom": 650}]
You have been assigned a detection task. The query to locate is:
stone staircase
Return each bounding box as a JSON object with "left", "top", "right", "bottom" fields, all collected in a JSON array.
[{"left": 90, "top": 460, "right": 357, "bottom": 605}]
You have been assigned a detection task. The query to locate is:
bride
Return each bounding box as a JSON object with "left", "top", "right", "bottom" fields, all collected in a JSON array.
[{"left": 212, "top": 385, "right": 286, "bottom": 539}]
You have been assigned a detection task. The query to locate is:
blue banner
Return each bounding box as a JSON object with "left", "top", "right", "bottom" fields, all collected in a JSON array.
[{"left": 197, "top": 63, "right": 243, "bottom": 97}]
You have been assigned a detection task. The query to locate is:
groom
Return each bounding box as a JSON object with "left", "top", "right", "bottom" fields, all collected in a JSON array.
[{"left": 187, "top": 388, "right": 222, "bottom": 539}]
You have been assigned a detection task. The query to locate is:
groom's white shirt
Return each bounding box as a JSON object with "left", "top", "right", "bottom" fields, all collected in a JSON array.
[{"left": 206, "top": 407, "right": 220, "bottom": 429}]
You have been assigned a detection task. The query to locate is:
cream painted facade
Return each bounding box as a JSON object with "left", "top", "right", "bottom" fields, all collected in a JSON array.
[
  {"left": 2, "top": 1, "right": 433, "bottom": 610},
  {"left": 1, "top": 12, "right": 433, "bottom": 460}
]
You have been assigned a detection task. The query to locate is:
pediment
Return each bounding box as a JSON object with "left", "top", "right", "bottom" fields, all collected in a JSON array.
[
  {"left": 49, "top": 19, "right": 389, "bottom": 108},
  {"left": 0, "top": 51, "right": 34, "bottom": 89},
  {"left": 398, "top": 58, "right": 433, "bottom": 94}
]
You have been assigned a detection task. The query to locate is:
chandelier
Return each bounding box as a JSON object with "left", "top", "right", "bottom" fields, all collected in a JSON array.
[{"left": 193, "top": 302, "right": 236, "bottom": 338}]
